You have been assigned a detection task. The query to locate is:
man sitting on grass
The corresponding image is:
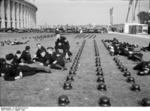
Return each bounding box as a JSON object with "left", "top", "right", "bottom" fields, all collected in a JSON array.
[
  {"left": 34, "top": 50, "right": 49, "bottom": 66},
  {"left": 21, "top": 46, "right": 33, "bottom": 64},
  {"left": 47, "top": 47, "right": 67, "bottom": 71},
  {"left": 13, "top": 50, "right": 22, "bottom": 65},
  {"left": 35, "top": 43, "right": 46, "bottom": 59}
]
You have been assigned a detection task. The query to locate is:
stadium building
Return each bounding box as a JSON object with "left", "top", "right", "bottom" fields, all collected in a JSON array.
[{"left": 0, "top": 0, "right": 37, "bottom": 29}]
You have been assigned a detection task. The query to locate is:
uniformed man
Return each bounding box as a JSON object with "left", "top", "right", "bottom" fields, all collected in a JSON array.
[
  {"left": 35, "top": 43, "right": 46, "bottom": 59},
  {"left": 3, "top": 53, "right": 22, "bottom": 81},
  {"left": 47, "top": 47, "right": 67, "bottom": 70},
  {"left": 134, "top": 61, "right": 150, "bottom": 75},
  {"left": 0, "top": 58, "right": 6, "bottom": 77},
  {"left": 13, "top": 50, "right": 22, "bottom": 65},
  {"left": 21, "top": 46, "right": 33, "bottom": 64}
]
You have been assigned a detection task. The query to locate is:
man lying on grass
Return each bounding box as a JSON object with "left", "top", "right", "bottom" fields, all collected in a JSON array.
[
  {"left": 1, "top": 53, "right": 51, "bottom": 81},
  {"left": 134, "top": 61, "right": 150, "bottom": 76}
]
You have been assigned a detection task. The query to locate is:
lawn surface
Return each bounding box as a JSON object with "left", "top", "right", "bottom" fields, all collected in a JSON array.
[{"left": 0, "top": 33, "right": 150, "bottom": 106}]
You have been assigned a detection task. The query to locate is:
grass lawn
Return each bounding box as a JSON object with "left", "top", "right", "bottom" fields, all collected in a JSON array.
[{"left": 0, "top": 33, "right": 150, "bottom": 106}]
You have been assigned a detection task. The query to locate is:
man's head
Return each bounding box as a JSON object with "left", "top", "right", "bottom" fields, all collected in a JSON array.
[
  {"left": 40, "top": 51, "right": 46, "bottom": 57},
  {"left": 25, "top": 46, "right": 30, "bottom": 52},
  {"left": 58, "top": 48, "right": 63, "bottom": 54},
  {"left": 16, "top": 50, "right": 22, "bottom": 58},
  {"left": 36, "top": 43, "right": 42, "bottom": 49},
  {"left": 47, "top": 47, "right": 54, "bottom": 54},
  {"left": 56, "top": 34, "right": 61, "bottom": 40},
  {"left": 5, "top": 53, "right": 14, "bottom": 63}
]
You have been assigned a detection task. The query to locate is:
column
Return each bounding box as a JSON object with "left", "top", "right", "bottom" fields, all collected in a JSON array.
[
  {"left": 32, "top": 10, "right": 34, "bottom": 28},
  {"left": 31, "top": 9, "right": 34, "bottom": 28},
  {"left": 25, "top": 6, "right": 27, "bottom": 28},
  {"left": 29, "top": 9, "right": 32, "bottom": 28},
  {"left": 26, "top": 7, "right": 29, "bottom": 28},
  {"left": 15, "top": 2, "right": 17, "bottom": 28},
  {"left": 28, "top": 8, "right": 31, "bottom": 28},
  {"left": 0, "top": 0, "right": 5, "bottom": 28},
  {"left": 16, "top": 2, "right": 19, "bottom": 29},
  {"left": 10, "top": 0, "right": 12, "bottom": 28},
  {"left": 28, "top": 8, "right": 30, "bottom": 28},
  {"left": 19, "top": 4, "right": 23, "bottom": 28},
  {"left": 6, "top": 0, "right": 11, "bottom": 28},
  {"left": 19, "top": 3, "right": 21, "bottom": 28},
  {"left": 24, "top": 6, "right": 27, "bottom": 28},
  {"left": 22, "top": 5, "right": 25, "bottom": 28},
  {"left": 29, "top": 8, "right": 31, "bottom": 28},
  {"left": 30, "top": 9, "right": 32, "bottom": 28},
  {"left": 34, "top": 10, "right": 36, "bottom": 28},
  {"left": 10, "top": 0, "right": 15, "bottom": 28},
  {"left": 12, "top": 1, "right": 16, "bottom": 28},
  {"left": 35, "top": 11, "right": 37, "bottom": 26}
]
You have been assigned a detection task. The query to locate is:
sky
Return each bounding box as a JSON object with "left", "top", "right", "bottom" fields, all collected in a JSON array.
[{"left": 35, "top": 0, "right": 149, "bottom": 26}]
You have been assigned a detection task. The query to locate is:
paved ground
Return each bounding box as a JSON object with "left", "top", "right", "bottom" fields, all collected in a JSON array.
[
  {"left": 109, "top": 32, "right": 150, "bottom": 39},
  {"left": 0, "top": 33, "right": 150, "bottom": 106}
]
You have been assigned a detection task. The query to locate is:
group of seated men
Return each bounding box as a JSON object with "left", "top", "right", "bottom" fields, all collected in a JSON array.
[
  {"left": 0, "top": 33, "right": 72, "bottom": 81},
  {"left": 104, "top": 38, "right": 143, "bottom": 61}
]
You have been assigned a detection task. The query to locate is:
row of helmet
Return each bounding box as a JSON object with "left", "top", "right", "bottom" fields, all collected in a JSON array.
[
  {"left": 102, "top": 39, "right": 140, "bottom": 92},
  {"left": 58, "top": 40, "right": 86, "bottom": 106},
  {"left": 75, "top": 34, "right": 96, "bottom": 39},
  {"left": 102, "top": 40, "right": 150, "bottom": 106},
  {"left": 93, "top": 39, "right": 111, "bottom": 106},
  {"left": 22, "top": 34, "right": 54, "bottom": 41},
  {"left": 0, "top": 34, "right": 54, "bottom": 47},
  {"left": 113, "top": 56, "right": 150, "bottom": 106},
  {"left": 103, "top": 39, "right": 150, "bottom": 106},
  {"left": 114, "top": 57, "right": 141, "bottom": 91}
]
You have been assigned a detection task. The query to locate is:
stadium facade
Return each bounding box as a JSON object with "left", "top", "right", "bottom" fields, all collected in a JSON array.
[{"left": 0, "top": 0, "right": 37, "bottom": 29}]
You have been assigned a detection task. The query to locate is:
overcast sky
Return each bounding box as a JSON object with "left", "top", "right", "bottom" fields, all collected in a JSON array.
[{"left": 35, "top": 0, "right": 149, "bottom": 25}]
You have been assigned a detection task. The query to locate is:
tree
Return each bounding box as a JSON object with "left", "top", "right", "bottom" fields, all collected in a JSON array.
[{"left": 137, "top": 11, "right": 150, "bottom": 24}]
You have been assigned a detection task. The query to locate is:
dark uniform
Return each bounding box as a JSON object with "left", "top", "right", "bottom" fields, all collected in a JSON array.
[
  {"left": 13, "top": 54, "right": 22, "bottom": 65},
  {"left": 36, "top": 46, "right": 46, "bottom": 59},
  {"left": 55, "top": 36, "right": 66, "bottom": 51},
  {"left": 134, "top": 61, "right": 150, "bottom": 75},
  {"left": 55, "top": 36, "right": 72, "bottom": 57},
  {"left": 48, "top": 51, "right": 66, "bottom": 70},
  {"left": 64, "top": 39, "right": 72, "bottom": 57},
  {"left": 3, "top": 53, "right": 51, "bottom": 81},
  {"left": 3, "top": 63, "right": 20, "bottom": 81},
  {"left": 21, "top": 46, "right": 33, "bottom": 64},
  {"left": 0, "top": 58, "right": 6, "bottom": 77},
  {"left": 134, "top": 61, "right": 150, "bottom": 71},
  {"left": 148, "top": 42, "right": 150, "bottom": 51},
  {"left": 3, "top": 54, "right": 20, "bottom": 81},
  {"left": 35, "top": 52, "right": 49, "bottom": 66}
]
